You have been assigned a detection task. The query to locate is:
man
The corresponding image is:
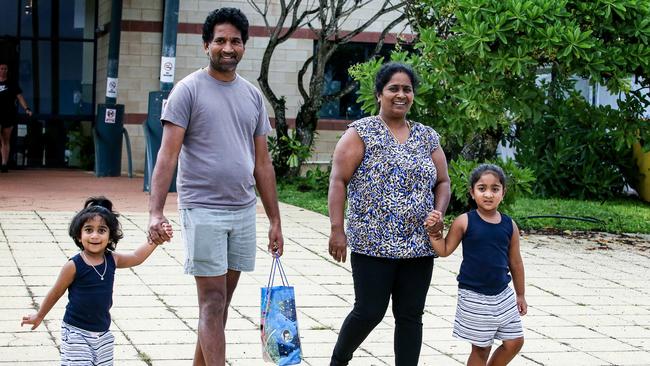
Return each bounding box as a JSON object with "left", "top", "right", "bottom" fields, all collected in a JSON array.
[{"left": 147, "top": 8, "right": 284, "bottom": 365}]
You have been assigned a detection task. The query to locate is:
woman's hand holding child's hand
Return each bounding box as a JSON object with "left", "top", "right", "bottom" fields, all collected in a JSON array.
[{"left": 424, "top": 210, "right": 444, "bottom": 239}]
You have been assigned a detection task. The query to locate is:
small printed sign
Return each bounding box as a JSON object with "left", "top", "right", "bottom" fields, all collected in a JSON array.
[
  {"left": 17, "top": 124, "right": 27, "bottom": 137},
  {"left": 105, "top": 108, "right": 117, "bottom": 124},
  {"left": 106, "top": 77, "right": 118, "bottom": 98},
  {"left": 160, "top": 57, "right": 176, "bottom": 83}
]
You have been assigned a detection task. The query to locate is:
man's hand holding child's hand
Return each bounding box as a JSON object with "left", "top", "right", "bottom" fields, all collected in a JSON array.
[{"left": 149, "top": 223, "right": 173, "bottom": 245}]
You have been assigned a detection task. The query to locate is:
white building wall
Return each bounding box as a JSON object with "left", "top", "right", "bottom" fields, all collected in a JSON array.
[{"left": 94, "top": 0, "right": 406, "bottom": 174}]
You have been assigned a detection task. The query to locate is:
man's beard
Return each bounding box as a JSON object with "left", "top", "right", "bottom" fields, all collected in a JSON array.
[{"left": 210, "top": 57, "right": 238, "bottom": 74}]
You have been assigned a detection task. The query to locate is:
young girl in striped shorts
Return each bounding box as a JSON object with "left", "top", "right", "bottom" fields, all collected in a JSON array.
[
  {"left": 21, "top": 197, "right": 172, "bottom": 365},
  {"left": 425, "top": 164, "right": 527, "bottom": 366}
]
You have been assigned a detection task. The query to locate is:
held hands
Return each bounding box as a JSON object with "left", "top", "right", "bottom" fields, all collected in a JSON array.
[
  {"left": 517, "top": 295, "right": 528, "bottom": 316},
  {"left": 424, "top": 210, "right": 444, "bottom": 239},
  {"left": 153, "top": 222, "right": 174, "bottom": 245},
  {"left": 148, "top": 222, "right": 173, "bottom": 245},
  {"left": 148, "top": 216, "right": 172, "bottom": 245},
  {"left": 21, "top": 314, "right": 43, "bottom": 330}
]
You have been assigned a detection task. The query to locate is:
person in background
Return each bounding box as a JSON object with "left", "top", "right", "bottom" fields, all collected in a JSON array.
[{"left": 0, "top": 63, "right": 32, "bottom": 173}]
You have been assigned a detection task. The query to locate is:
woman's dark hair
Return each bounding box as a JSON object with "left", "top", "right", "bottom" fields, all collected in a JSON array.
[
  {"left": 469, "top": 164, "right": 507, "bottom": 190},
  {"left": 374, "top": 62, "right": 418, "bottom": 96},
  {"left": 68, "top": 196, "right": 123, "bottom": 252},
  {"left": 202, "top": 7, "right": 249, "bottom": 44}
]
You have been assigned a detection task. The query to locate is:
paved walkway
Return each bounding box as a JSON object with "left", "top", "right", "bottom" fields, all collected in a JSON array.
[{"left": 1, "top": 170, "right": 650, "bottom": 365}]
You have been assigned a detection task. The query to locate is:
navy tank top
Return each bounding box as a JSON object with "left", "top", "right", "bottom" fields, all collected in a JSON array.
[
  {"left": 63, "top": 252, "right": 115, "bottom": 332},
  {"left": 457, "top": 210, "right": 513, "bottom": 295}
]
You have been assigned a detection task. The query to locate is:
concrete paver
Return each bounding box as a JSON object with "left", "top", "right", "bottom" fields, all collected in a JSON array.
[{"left": 1, "top": 170, "right": 650, "bottom": 365}]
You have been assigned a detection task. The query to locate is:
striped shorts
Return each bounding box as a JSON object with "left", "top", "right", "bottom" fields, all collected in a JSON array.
[
  {"left": 452, "top": 286, "right": 524, "bottom": 347},
  {"left": 60, "top": 321, "right": 114, "bottom": 365}
]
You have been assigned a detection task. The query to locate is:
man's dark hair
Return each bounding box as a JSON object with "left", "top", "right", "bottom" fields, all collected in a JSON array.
[{"left": 202, "top": 8, "right": 249, "bottom": 44}]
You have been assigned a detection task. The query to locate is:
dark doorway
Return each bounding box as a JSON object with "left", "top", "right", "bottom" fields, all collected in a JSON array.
[
  {"left": 0, "top": 36, "right": 33, "bottom": 168},
  {"left": 0, "top": 38, "right": 19, "bottom": 72},
  {"left": 3, "top": 0, "right": 97, "bottom": 169}
]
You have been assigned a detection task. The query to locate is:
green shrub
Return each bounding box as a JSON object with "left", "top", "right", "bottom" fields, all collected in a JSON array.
[
  {"left": 515, "top": 91, "right": 640, "bottom": 200},
  {"left": 447, "top": 157, "right": 536, "bottom": 214},
  {"left": 349, "top": 0, "right": 650, "bottom": 178},
  {"left": 67, "top": 129, "right": 94, "bottom": 170},
  {"left": 296, "top": 166, "right": 331, "bottom": 194},
  {"left": 268, "top": 130, "right": 312, "bottom": 169}
]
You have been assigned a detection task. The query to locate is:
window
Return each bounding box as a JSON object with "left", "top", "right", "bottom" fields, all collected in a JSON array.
[
  {"left": 59, "top": 0, "right": 94, "bottom": 39},
  {"left": 59, "top": 41, "right": 94, "bottom": 115},
  {"left": 0, "top": 0, "right": 18, "bottom": 36},
  {"left": 15, "top": 0, "right": 96, "bottom": 116},
  {"left": 5, "top": 0, "right": 97, "bottom": 168},
  {"left": 20, "top": 0, "right": 53, "bottom": 37},
  {"left": 319, "top": 42, "right": 396, "bottom": 120}
]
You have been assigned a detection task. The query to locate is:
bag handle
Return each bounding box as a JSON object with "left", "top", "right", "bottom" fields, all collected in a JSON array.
[
  {"left": 262, "top": 255, "right": 289, "bottom": 337},
  {"left": 276, "top": 256, "right": 289, "bottom": 286},
  {"left": 266, "top": 254, "right": 289, "bottom": 289}
]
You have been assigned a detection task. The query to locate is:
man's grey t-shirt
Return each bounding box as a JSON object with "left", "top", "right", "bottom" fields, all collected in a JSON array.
[{"left": 161, "top": 69, "right": 272, "bottom": 209}]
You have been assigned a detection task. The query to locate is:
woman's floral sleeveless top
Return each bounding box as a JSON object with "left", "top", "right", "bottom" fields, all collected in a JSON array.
[{"left": 346, "top": 116, "right": 440, "bottom": 259}]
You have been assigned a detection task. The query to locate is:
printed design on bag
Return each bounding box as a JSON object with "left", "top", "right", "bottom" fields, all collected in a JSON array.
[
  {"left": 261, "top": 256, "right": 302, "bottom": 365},
  {"left": 261, "top": 286, "right": 302, "bottom": 365},
  {"left": 282, "top": 329, "right": 292, "bottom": 342}
]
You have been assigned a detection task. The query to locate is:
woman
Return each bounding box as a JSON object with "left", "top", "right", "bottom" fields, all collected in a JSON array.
[
  {"left": 0, "top": 63, "right": 32, "bottom": 172},
  {"left": 328, "top": 62, "right": 451, "bottom": 365}
]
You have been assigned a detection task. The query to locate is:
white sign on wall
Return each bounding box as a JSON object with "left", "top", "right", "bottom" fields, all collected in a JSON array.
[
  {"left": 106, "top": 77, "right": 118, "bottom": 98},
  {"left": 160, "top": 57, "right": 176, "bottom": 83},
  {"left": 105, "top": 108, "right": 116, "bottom": 124}
]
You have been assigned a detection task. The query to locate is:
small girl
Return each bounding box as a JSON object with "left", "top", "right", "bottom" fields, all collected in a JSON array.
[
  {"left": 425, "top": 164, "right": 527, "bottom": 366},
  {"left": 21, "top": 196, "right": 172, "bottom": 365}
]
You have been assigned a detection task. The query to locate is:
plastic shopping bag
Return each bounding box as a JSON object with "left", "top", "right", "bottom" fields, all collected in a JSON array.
[{"left": 260, "top": 255, "right": 302, "bottom": 365}]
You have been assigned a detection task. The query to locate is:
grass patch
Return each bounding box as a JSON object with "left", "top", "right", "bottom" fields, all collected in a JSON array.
[
  {"left": 310, "top": 325, "right": 333, "bottom": 330},
  {"left": 276, "top": 182, "right": 650, "bottom": 234},
  {"left": 277, "top": 181, "right": 328, "bottom": 216},
  {"left": 508, "top": 197, "right": 650, "bottom": 234}
]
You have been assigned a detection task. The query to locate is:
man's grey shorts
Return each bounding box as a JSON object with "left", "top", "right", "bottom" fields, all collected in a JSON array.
[{"left": 179, "top": 205, "right": 257, "bottom": 276}]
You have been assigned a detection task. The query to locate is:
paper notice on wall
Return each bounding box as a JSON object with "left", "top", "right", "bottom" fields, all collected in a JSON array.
[
  {"left": 105, "top": 108, "right": 117, "bottom": 124},
  {"left": 160, "top": 57, "right": 176, "bottom": 83},
  {"left": 106, "top": 77, "right": 118, "bottom": 98}
]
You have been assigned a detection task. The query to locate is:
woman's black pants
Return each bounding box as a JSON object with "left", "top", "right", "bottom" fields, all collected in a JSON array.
[{"left": 330, "top": 252, "right": 434, "bottom": 366}]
